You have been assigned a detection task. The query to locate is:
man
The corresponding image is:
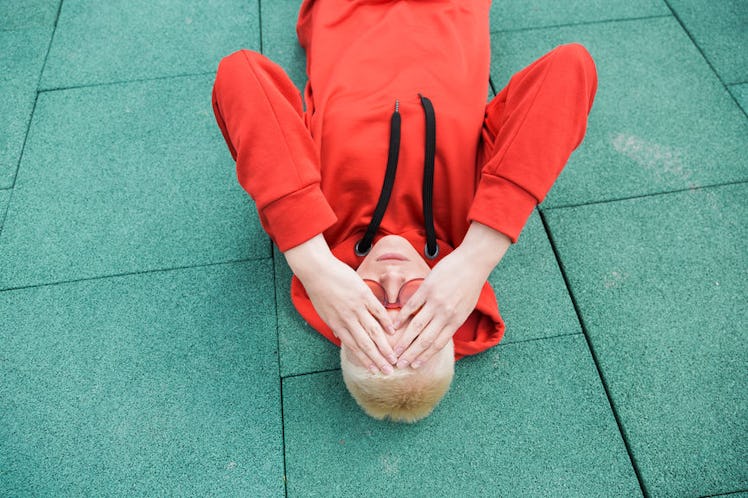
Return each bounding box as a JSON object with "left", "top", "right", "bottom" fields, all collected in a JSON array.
[{"left": 212, "top": 0, "right": 597, "bottom": 421}]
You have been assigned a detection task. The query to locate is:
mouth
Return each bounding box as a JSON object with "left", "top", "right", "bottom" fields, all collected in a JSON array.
[{"left": 377, "top": 252, "right": 408, "bottom": 262}]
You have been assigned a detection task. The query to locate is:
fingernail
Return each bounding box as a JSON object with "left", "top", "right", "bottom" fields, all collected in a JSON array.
[
  {"left": 411, "top": 361, "right": 421, "bottom": 369},
  {"left": 382, "top": 364, "right": 394, "bottom": 375},
  {"left": 396, "top": 359, "right": 409, "bottom": 369},
  {"left": 394, "top": 346, "right": 404, "bottom": 356},
  {"left": 388, "top": 355, "right": 397, "bottom": 364},
  {"left": 369, "top": 365, "right": 379, "bottom": 375}
]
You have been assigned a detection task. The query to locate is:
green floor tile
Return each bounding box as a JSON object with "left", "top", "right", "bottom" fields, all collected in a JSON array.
[
  {"left": 274, "top": 247, "right": 339, "bottom": 377},
  {"left": 489, "top": 0, "right": 668, "bottom": 32},
  {"left": 666, "top": 0, "right": 748, "bottom": 85},
  {"left": 283, "top": 334, "right": 641, "bottom": 497},
  {"left": 40, "top": 0, "right": 260, "bottom": 89},
  {"left": 275, "top": 211, "right": 580, "bottom": 377},
  {"left": 0, "top": 75, "right": 268, "bottom": 289},
  {"left": 0, "top": 0, "right": 59, "bottom": 30},
  {"left": 491, "top": 17, "right": 748, "bottom": 208},
  {"left": 730, "top": 83, "right": 748, "bottom": 115},
  {"left": 261, "top": 0, "right": 306, "bottom": 91},
  {"left": 544, "top": 184, "right": 748, "bottom": 497},
  {"left": 489, "top": 210, "right": 581, "bottom": 343},
  {"left": 0, "top": 189, "right": 10, "bottom": 230},
  {"left": 0, "top": 28, "right": 52, "bottom": 189},
  {"left": 0, "top": 261, "right": 283, "bottom": 496}
]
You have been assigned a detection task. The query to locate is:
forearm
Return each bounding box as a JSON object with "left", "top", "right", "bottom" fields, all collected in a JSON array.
[
  {"left": 283, "top": 233, "right": 337, "bottom": 282},
  {"left": 455, "top": 221, "right": 512, "bottom": 278}
]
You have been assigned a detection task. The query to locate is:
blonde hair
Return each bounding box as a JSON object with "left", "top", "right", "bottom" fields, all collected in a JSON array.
[{"left": 340, "top": 341, "right": 455, "bottom": 423}]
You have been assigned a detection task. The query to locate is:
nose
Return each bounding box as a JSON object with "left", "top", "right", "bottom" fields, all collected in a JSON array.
[{"left": 379, "top": 269, "right": 406, "bottom": 304}]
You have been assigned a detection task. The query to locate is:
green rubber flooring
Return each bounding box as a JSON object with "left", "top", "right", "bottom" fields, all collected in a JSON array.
[{"left": 1, "top": 1, "right": 745, "bottom": 496}]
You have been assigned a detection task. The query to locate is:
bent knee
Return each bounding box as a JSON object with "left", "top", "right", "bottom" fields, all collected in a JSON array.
[
  {"left": 552, "top": 43, "right": 596, "bottom": 74},
  {"left": 216, "top": 49, "right": 266, "bottom": 78}
]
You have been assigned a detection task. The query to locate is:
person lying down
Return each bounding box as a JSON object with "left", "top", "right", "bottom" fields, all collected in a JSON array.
[{"left": 211, "top": 0, "right": 597, "bottom": 422}]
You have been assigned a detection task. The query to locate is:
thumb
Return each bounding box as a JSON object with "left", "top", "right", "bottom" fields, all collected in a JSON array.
[{"left": 394, "top": 289, "right": 426, "bottom": 328}]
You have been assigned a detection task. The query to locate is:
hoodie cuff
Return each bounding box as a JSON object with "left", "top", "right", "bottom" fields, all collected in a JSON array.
[
  {"left": 262, "top": 184, "right": 338, "bottom": 252},
  {"left": 468, "top": 173, "right": 538, "bottom": 243}
]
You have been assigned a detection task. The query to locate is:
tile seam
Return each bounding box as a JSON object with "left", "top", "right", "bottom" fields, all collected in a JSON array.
[
  {"left": 662, "top": 0, "right": 747, "bottom": 117},
  {"left": 489, "top": 13, "right": 672, "bottom": 36},
  {"left": 258, "top": 0, "right": 264, "bottom": 55},
  {"left": 0, "top": 255, "right": 272, "bottom": 293},
  {"left": 538, "top": 209, "right": 649, "bottom": 498},
  {"left": 282, "top": 367, "right": 341, "bottom": 380},
  {"left": 38, "top": 70, "right": 218, "bottom": 94},
  {"left": 271, "top": 244, "right": 290, "bottom": 498},
  {"left": 278, "top": 333, "right": 585, "bottom": 380},
  {"left": 541, "top": 179, "right": 748, "bottom": 212},
  {"left": 700, "top": 489, "right": 748, "bottom": 498}
]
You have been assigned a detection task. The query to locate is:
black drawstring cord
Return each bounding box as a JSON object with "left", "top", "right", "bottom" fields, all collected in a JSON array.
[
  {"left": 355, "top": 101, "right": 401, "bottom": 256},
  {"left": 355, "top": 96, "right": 439, "bottom": 259},
  {"left": 419, "top": 94, "right": 438, "bottom": 259}
]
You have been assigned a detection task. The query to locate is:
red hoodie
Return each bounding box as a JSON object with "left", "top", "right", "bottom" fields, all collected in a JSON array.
[{"left": 212, "top": 0, "right": 597, "bottom": 359}]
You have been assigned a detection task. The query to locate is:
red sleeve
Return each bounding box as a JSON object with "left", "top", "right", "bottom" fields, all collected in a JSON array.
[
  {"left": 212, "top": 49, "right": 337, "bottom": 252},
  {"left": 469, "top": 43, "right": 598, "bottom": 242}
]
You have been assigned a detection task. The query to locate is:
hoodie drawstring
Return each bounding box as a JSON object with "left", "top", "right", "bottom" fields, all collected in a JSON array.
[{"left": 355, "top": 96, "right": 439, "bottom": 259}]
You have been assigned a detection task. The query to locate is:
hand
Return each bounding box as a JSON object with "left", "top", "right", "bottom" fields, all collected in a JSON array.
[
  {"left": 393, "top": 222, "right": 512, "bottom": 369},
  {"left": 392, "top": 248, "right": 486, "bottom": 368},
  {"left": 284, "top": 235, "right": 397, "bottom": 374}
]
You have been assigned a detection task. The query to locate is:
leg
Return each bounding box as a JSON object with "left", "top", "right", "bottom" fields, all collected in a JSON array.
[
  {"left": 212, "top": 49, "right": 336, "bottom": 251},
  {"left": 471, "top": 43, "right": 598, "bottom": 242}
]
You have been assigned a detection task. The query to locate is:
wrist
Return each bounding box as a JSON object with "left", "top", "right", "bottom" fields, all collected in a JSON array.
[
  {"left": 283, "top": 233, "right": 336, "bottom": 281},
  {"left": 456, "top": 222, "right": 512, "bottom": 276}
]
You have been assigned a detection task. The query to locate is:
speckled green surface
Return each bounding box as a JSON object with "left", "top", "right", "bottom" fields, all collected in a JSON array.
[
  {"left": 0, "top": 28, "right": 53, "bottom": 189},
  {"left": 491, "top": 17, "right": 748, "bottom": 208},
  {"left": 1, "top": 1, "right": 746, "bottom": 496},
  {"left": 283, "top": 335, "right": 641, "bottom": 497},
  {"left": 0, "top": 261, "right": 283, "bottom": 496},
  {"left": 730, "top": 83, "right": 748, "bottom": 115},
  {"left": 0, "top": 75, "right": 268, "bottom": 289},
  {"left": 0, "top": 0, "right": 60, "bottom": 30},
  {"left": 489, "top": 0, "right": 668, "bottom": 31},
  {"left": 0, "top": 189, "right": 10, "bottom": 230},
  {"left": 666, "top": 0, "right": 748, "bottom": 85},
  {"left": 544, "top": 184, "right": 748, "bottom": 497},
  {"left": 40, "top": 0, "right": 261, "bottom": 89}
]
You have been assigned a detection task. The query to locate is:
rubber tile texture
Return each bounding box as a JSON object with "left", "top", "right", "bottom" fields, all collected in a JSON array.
[
  {"left": 0, "top": 261, "right": 284, "bottom": 496},
  {"left": 544, "top": 184, "right": 748, "bottom": 497},
  {"left": 490, "top": 16, "right": 748, "bottom": 208},
  {"left": 0, "top": 74, "right": 268, "bottom": 289},
  {"left": 666, "top": 0, "right": 748, "bottom": 84},
  {"left": 260, "top": 0, "right": 307, "bottom": 91},
  {"left": 275, "top": 211, "right": 580, "bottom": 377},
  {"left": 40, "top": 0, "right": 260, "bottom": 89},
  {"left": 489, "top": 0, "right": 668, "bottom": 31},
  {"left": 0, "top": 28, "right": 53, "bottom": 189},
  {"left": 282, "top": 334, "right": 641, "bottom": 497},
  {"left": 0, "top": 190, "right": 10, "bottom": 230},
  {"left": 731, "top": 83, "right": 748, "bottom": 114},
  {"left": 0, "top": 0, "right": 60, "bottom": 30}
]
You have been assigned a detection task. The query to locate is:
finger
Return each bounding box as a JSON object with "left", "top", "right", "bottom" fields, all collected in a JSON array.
[
  {"left": 394, "top": 307, "right": 436, "bottom": 367},
  {"left": 397, "top": 317, "right": 445, "bottom": 368},
  {"left": 359, "top": 311, "right": 397, "bottom": 365},
  {"left": 394, "top": 288, "right": 427, "bottom": 328},
  {"left": 409, "top": 324, "right": 454, "bottom": 369},
  {"left": 366, "top": 296, "right": 396, "bottom": 335},
  {"left": 347, "top": 320, "right": 394, "bottom": 374}
]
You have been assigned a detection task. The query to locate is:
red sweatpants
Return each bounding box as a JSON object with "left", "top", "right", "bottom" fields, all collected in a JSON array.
[{"left": 212, "top": 44, "right": 598, "bottom": 253}]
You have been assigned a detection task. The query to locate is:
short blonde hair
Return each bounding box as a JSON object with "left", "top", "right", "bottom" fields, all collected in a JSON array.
[{"left": 340, "top": 341, "right": 455, "bottom": 423}]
